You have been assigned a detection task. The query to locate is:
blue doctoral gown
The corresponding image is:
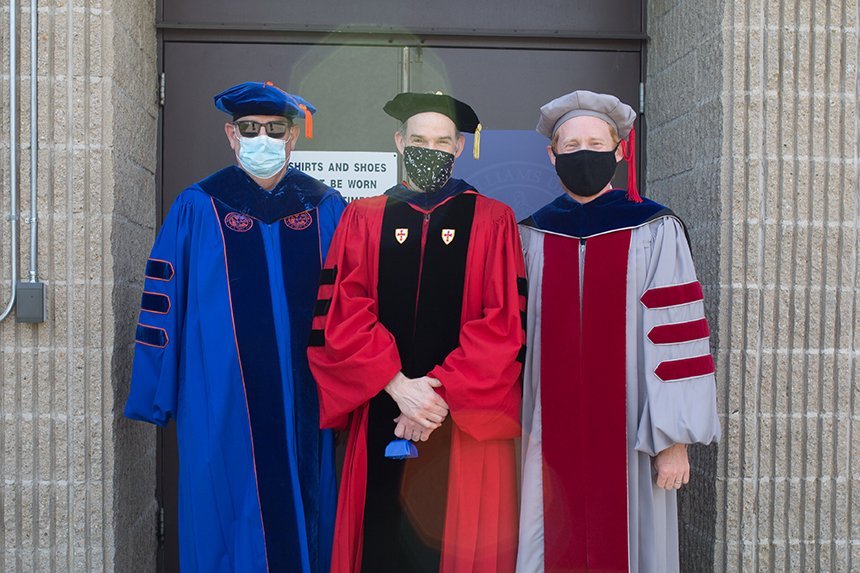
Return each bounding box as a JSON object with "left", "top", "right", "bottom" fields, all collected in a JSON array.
[{"left": 125, "top": 165, "right": 345, "bottom": 573}]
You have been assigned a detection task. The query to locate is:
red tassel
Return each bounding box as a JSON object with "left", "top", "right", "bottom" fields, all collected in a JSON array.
[{"left": 621, "top": 127, "right": 641, "bottom": 203}]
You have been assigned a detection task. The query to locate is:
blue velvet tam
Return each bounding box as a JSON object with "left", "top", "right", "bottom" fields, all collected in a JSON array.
[{"left": 214, "top": 81, "right": 316, "bottom": 121}]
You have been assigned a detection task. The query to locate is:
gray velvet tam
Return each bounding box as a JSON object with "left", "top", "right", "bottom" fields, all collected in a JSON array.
[{"left": 536, "top": 90, "right": 636, "bottom": 139}]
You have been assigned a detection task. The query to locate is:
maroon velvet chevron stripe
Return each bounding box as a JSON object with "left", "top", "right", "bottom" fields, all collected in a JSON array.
[
  {"left": 640, "top": 280, "right": 703, "bottom": 309},
  {"left": 647, "top": 317, "right": 710, "bottom": 345},
  {"left": 655, "top": 354, "right": 716, "bottom": 382}
]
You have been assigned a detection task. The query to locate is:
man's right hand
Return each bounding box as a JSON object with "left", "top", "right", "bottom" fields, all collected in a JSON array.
[
  {"left": 384, "top": 372, "right": 449, "bottom": 429},
  {"left": 393, "top": 415, "right": 434, "bottom": 442}
]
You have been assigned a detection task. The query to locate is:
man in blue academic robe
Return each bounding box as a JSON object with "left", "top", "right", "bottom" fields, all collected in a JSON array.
[{"left": 124, "top": 81, "right": 345, "bottom": 573}]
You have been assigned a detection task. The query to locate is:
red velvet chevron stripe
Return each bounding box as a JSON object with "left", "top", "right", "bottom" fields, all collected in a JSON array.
[
  {"left": 655, "top": 354, "right": 715, "bottom": 382},
  {"left": 647, "top": 318, "right": 710, "bottom": 345},
  {"left": 640, "top": 280, "right": 703, "bottom": 309}
]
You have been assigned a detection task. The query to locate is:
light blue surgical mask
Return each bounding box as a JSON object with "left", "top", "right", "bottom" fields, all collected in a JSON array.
[{"left": 234, "top": 128, "right": 290, "bottom": 179}]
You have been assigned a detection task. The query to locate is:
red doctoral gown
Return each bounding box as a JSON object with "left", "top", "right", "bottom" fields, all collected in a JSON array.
[{"left": 308, "top": 187, "right": 525, "bottom": 573}]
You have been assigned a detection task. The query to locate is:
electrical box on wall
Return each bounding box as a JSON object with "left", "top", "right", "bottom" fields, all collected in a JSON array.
[{"left": 15, "top": 281, "right": 45, "bottom": 323}]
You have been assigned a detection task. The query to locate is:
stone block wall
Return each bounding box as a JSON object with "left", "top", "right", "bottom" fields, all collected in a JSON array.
[
  {"left": 648, "top": 1, "right": 859, "bottom": 571},
  {"left": 0, "top": 0, "right": 158, "bottom": 571}
]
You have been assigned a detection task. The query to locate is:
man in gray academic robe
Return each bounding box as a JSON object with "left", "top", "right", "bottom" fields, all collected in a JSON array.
[{"left": 516, "top": 90, "right": 721, "bottom": 573}]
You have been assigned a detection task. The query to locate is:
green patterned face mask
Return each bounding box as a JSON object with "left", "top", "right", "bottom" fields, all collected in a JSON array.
[{"left": 403, "top": 146, "right": 455, "bottom": 193}]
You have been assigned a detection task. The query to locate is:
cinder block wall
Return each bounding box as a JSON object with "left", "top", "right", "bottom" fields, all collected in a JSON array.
[
  {"left": 647, "top": 2, "right": 725, "bottom": 571},
  {"left": 3, "top": 1, "right": 857, "bottom": 571},
  {"left": 0, "top": 0, "right": 158, "bottom": 571},
  {"left": 648, "top": 1, "right": 859, "bottom": 571}
]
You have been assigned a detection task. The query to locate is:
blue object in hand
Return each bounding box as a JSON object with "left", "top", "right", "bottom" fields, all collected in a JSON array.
[{"left": 384, "top": 438, "right": 418, "bottom": 460}]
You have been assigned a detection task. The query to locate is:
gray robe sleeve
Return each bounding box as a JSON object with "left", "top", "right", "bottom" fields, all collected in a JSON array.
[{"left": 634, "top": 217, "right": 722, "bottom": 456}]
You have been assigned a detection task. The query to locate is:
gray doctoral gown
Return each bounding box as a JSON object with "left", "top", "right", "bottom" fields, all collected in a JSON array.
[{"left": 516, "top": 191, "right": 721, "bottom": 573}]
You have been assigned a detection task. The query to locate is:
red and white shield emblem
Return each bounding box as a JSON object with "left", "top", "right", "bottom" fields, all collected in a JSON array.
[
  {"left": 395, "top": 228, "right": 409, "bottom": 244},
  {"left": 441, "top": 228, "right": 455, "bottom": 245}
]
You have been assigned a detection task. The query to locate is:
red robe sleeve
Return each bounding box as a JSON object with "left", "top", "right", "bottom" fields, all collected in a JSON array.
[
  {"left": 308, "top": 199, "right": 402, "bottom": 430},
  {"left": 428, "top": 198, "right": 526, "bottom": 442}
]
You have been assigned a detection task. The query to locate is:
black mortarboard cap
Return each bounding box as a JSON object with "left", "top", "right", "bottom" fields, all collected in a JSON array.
[
  {"left": 383, "top": 92, "right": 481, "bottom": 132},
  {"left": 384, "top": 92, "right": 483, "bottom": 158}
]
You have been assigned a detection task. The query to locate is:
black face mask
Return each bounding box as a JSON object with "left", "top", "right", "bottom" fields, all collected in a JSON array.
[
  {"left": 403, "top": 146, "right": 455, "bottom": 193},
  {"left": 553, "top": 145, "right": 620, "bottom": 197}
]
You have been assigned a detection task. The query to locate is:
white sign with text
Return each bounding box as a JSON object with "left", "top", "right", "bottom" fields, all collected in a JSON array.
[{"left": 289, "top": 151, "right": 399, "bottom": 201}]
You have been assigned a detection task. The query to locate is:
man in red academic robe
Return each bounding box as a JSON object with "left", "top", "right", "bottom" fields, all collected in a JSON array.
[{"left": 307, "top": 92, "right": 526, "bottom": 573}]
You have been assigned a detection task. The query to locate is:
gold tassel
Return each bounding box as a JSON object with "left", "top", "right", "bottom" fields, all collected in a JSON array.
[{"left": 473, "top": 123, "right": 482, "bottom": 160}]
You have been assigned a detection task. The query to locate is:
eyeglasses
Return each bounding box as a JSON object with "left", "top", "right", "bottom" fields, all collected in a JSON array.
[{"left": 233, "top": 120, "right": 292, "bottom": 139}]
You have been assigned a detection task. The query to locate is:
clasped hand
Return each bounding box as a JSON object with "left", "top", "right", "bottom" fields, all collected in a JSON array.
[{"left": 385, "top": 372, "right": 449, "bottom": 442}]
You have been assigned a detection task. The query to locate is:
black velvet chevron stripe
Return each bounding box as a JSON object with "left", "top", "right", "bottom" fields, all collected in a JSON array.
[
  {"left": 517, "top": 276, "right": 528, "bottom": 296},
  {"left": 308, "top": 329, "right": 325, "bottom": 347},
  {"left": 319, "top": 267, "right": 337, "bottom": 285},
  {"left": 145, "top": 259, "right": 174, "bottom": 281},
  {"left": 141, "top": 292, "right": 170, "bottom": 314},
  {"left": 313, "top": 298, "right": 332, "bottom": 317},
  {"left": 521, "top": 311, "right": 527, "bottom": 330},
  {"left": 135, "top": 324, "right": 168, "bottom": 348}
]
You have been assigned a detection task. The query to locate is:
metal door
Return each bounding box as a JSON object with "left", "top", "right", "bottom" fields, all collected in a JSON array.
[{"left": 155, "top": 19, "right": 643, "bottom": 573}]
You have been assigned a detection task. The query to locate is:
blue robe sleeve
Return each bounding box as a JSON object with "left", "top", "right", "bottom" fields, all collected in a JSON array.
[
  {"left": 124, "top": 194, "right": 193, "bottom": 427},
  {"left": 317, "top": 190, "right": 346, "bottom": 260}
]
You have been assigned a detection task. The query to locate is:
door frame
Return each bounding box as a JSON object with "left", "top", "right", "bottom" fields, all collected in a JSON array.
[{"left": 152, "top": 9, "right": 648, "bottom": 572}]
